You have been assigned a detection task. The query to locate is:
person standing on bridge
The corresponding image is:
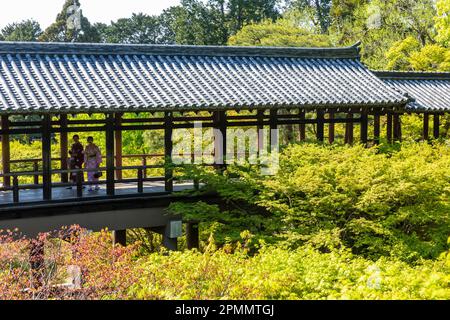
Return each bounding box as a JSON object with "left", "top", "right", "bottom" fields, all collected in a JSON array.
[
  {"left": 84, "top": 136, "right": 102, "bottom": 192},
  {"left": 68, "top": 134, "right": 84, "bottom": 189}
]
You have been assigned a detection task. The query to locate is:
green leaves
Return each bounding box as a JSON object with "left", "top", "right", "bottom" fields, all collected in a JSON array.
[{"left": 173, "top": 142, "right": 450, "bottom": 261}]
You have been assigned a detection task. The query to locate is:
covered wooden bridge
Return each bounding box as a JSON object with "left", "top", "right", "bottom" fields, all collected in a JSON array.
[
  {"left": 0, "top": 41, "right": 415, "bottom": 245},
  {"left": 375, "top": 71, "right": 450, "bottom": 140}
]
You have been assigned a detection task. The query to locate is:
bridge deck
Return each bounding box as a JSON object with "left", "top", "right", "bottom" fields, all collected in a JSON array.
[{"left": 0, "top": 181, "right": 195, "bottom": 207}]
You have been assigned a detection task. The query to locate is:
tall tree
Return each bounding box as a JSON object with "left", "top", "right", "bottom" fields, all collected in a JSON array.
[
  {"left": 436, "top": 0, "right": 450, "bottom": 47},
  {"left": 97, "top": 13, "right": 173, "bottom": 44},
  {"left": 228, "top": 19, "right": 332, "bottom": 47},
  {"left": 39, "top": 0, "right": 100, "bottom": 42},
  {"left": 289, "top": 0, "right": 332, "bottom": 33},
  {"left": 0, "top": 20, "right": 42, "bottom": 41},
  {"left": 329, "top": 0, "right": 437, "bottom": 69},
  {"left": 226, "top": 0, "right": 281, "bottom": 34},
  {"left": 161, "top": 0, "right": 229, "bottom": 45}
]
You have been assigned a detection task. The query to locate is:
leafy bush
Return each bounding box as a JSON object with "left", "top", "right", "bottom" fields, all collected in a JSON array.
[{"left": 171, "top": 142, "right": 450, "bottom": 261}]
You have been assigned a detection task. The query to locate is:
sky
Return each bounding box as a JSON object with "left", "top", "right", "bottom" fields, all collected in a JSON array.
[{"left": 0, "top": 0, "right": 181, "bottom": 30}]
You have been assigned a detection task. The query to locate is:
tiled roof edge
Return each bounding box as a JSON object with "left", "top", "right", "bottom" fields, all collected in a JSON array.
[
  {"left": 373, "top": 70, "right": 450, "bottom": 80},
  {"left": 0, "top": 41, "right": 362, "bottom": 59}
]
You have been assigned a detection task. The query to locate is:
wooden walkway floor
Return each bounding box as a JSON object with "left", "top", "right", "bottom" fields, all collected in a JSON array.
[{"left": 0, "top": 181, "right": 194, "bottom": 206}]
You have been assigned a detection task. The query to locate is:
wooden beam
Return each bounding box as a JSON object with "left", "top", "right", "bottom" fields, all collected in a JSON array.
[
  {"left": 105, "top": 113, "right": 115, "bottom": 196},
  {"left": 345, "top": 113, "right": 354, "bottom": 144},
  {"left": 42, "top": 115, "right": 52, "bottom": 201},
  {"left": 360, "top": 111, "right": 368, "bottom": 145},
  {"left": 373, "top": 114, "right": 380, "bottom": 145},
  {"left": 1, "top": 115, "right": 10, "bottom": 188},
  {"left": 164, "top": 112, "right": 173, "bottom": 192},
  {"left": 328, "top": 111, "right": 335, "bottom": 144},
  {"left": 433, "top": 114, "right": 440, "bottom": 139},
  {"left": 423, "top": 113, "right": 429, "bottom": 141},
  {"left": 59, "top": 114, "right": 68, "bottom": 183},
  {"left": 115, "top": 113, "right": 123, "bottom": 180},
  {"left": 299, "top": 109, "right": 306, "bottom": 141},
  {"left": 316, "top": 110, "right": 324, "bottom": 142},
  {"left": 257, "top": 109, "right": 265, "bottom": 154},
  {"left": 213, "top": 111, "right": 227, "bottom": 171},
  {"left": 393, "top": 114, "right": 402, "bottom": 142},
  {"left": 386, "top": 113, "right": 393, "bottom": 144}
]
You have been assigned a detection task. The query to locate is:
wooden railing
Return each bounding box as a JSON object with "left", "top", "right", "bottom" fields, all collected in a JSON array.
[
  {"left": 0, "top": 165, "right": 169, "bottom": 204},
  {"left": 4, "top": 154, "right": 165, "bottom": 184}
]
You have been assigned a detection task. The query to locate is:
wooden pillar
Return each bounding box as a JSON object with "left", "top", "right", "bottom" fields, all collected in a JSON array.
[
  {"left": 257, "top": 109, "right": 265, "bottom": 153},
  {"left": 164, "top": 112, "right": 173, "bottom": 192},
  {"left": 299, "top": 109, "right": 306, "bottom": 141},
  {"left": 393, "top": 113, "right": 402, "bottom": 142},
  {"left": 1, "top": 115, "right": 10, "bottom": 188},
  {"left": 105, "top": 113, "right": 115, "bottom": 196},
  {"left": 42, "top": 114, "right": 52, "bottom": 201},
  {"left": 433, "top": 114, "right": 440, "bottom": 139},
  {"left": 162, "top": 232, "right": 178, "bottom": 251},
  {"left": 269, "top": 109, "right": 278, "bottom": 144},
  {"left": 60, "top": 114, "right": 68, "bottom": 183},
  {"left": 345, "top": 113, "right": 354, "bottom": 144},
  {"left": 360, "top": 111, "right": 368, "bottom": 145},
  {"left": 386, "top": 113, "right": 393, "bottom": 144},
  {"left": 115, "top": 113, "right": 123, "bottom": 181},
  {"left": 213, "top": 111, "right": 227, "bottom": 171},
  {"left": 316, "top": 110, "right": 324, "bottom": 142},
  {"left": 328, "top": 111, "right": 335, "bottom": 144},
  {"left": 423, "top": 113, "right": 429, "bottom": 141},
  {"left": 148, "top": 225, "right": 178, "bottom": 251},
  {"left": 112, "top": 230, "right": 126, "bottom": 246},
  {"left": 186, "top": 222, "right": 199, "bottom": 250},
  {"left": 373, "top": 114, "right": 380, "bottom": 145}
]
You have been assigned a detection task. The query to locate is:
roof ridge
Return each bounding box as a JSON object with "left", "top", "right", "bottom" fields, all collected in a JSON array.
[
  {"left": 373, "top": 70, "right": 450, "bottom": 80},
  {"left": 0, "top": 41, "right": 361, "bottom": 59}
]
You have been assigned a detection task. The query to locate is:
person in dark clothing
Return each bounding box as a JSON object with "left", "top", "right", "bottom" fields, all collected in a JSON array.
[{"left": 68, "top": 134, "right": 84, "bottom": 188}]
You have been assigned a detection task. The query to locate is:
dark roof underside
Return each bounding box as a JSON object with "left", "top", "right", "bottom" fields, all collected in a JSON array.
[
  {"left": 0, "top": 41, "right": 408, "bottom": 115},
  {"left": 375, "top": 71, "right": 450, "bottom": 112}
]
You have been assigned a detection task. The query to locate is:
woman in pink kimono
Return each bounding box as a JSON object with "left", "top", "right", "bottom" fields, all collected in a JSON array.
[{"left": 84, "top": 136, "right": 102, "bottom": 191}]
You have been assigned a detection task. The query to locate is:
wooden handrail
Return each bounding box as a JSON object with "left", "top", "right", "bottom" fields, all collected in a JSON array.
[{"left": 8, "top": 154, "right": 164, "bottom": 164}]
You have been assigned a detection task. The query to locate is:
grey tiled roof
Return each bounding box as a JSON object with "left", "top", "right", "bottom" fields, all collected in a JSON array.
[
  {"left": 0, "top": 41, "right": 409, "bottom": 114},
  {"left": 375, "top": 71, "right": 450, "bottom": 112}
]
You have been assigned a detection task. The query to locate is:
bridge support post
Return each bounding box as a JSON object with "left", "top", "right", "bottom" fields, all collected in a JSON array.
[
  {"left": 106, "top": 113, "right": 115, "bottom": 196},
  {"left": 328, "top": 111, "right": 335, "bottom": 144},
  {"left": 213, "top": 111, "right": 227, "bottom": 172},
  {"left": 299, "top": 109, "right": 306, "bottom": 142},
  {"left": 186, "top": 222, "right": 199, "bottom": 250},
  {"left": 360, "top": 110, "right": 368, "bottom": 145},
  {"left": 373, "top": 114, "right": 380, "bottom": 145},
  {"left": 386, "top": 113, "right": 393, "bottom": 144},
  {"left": 164, "top": 112, "right": 173, "bottom": 192},
  {"left": 115, "top": 113, "right": 123, "bottom": 181},
  {"left": 60, "top": 114, "right": 68, "bottom": 183},
  {"left": 316, "top": 109, "right": 324, "bottom": 142},
  {"left": 42, "top": 115, "right": 52, "bottom": 201},
  {"left": 345, "top": 113, "right": 354, "bottom": 144},
  {"left": 1, "top": 115, "right": 10, "bottom": 188},
  {"left": 433, "top": 114, "right": 440, "bottom": 139},
  {"left": 112, "top": 230, "right": 126, "bottom": 246},
  {"left": 423, "top": 113, "right": 429, "bottom": 141}
]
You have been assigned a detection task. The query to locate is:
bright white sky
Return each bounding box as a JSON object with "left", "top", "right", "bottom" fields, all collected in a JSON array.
[{"left": 0, "top": 0, "right": 181, "bottom": 30}]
